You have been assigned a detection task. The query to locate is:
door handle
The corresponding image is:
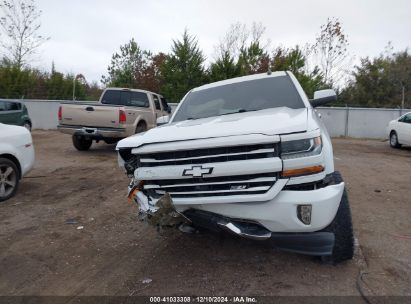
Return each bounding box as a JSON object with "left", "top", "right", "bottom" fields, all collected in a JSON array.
[{"left": 85, "top": 107, "right": 94, "bottom": 111}]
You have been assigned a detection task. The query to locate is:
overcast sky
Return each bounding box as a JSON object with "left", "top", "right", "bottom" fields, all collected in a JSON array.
[{"left": 34, "top": 0, "right": 411, "bottom": 83}]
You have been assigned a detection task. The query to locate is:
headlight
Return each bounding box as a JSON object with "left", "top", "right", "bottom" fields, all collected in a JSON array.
[{"left": 281, "top": 136, "right": 322, "bottom": 159}]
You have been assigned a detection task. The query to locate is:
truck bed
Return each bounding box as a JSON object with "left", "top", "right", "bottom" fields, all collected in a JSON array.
[{"left": 60, "top": 102, "right": 124, "bottom": 129}]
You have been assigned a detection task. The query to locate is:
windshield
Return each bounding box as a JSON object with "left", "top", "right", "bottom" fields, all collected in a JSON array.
[{"left": 173, "top": 76, "right": 305, "bottom": 122}]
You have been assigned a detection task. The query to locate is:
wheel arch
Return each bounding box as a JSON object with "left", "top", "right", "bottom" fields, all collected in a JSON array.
[
  {"left": 130, "top": 115, "right": 147, "bottom": 133},
  {"left": 135, "top": 119, "right": 147, "bottom": 132},
  {"left": 137, "top": 119, "right": 147, "bottom": 127}
]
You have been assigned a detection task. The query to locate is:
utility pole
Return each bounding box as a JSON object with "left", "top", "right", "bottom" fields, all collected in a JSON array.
[
  {"left": 401, "top": 84, "right": 405, "bottom": 110},
  {"left": 72, "top": 77, "right": 76, "bottom": 101},
  {"left": 72, "top": 74, "right": 80, "bottom": 101}
]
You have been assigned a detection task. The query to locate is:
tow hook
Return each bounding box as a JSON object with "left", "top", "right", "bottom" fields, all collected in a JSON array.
[{"left": 217, "top": 221, "right": 272, "bottom": 241}]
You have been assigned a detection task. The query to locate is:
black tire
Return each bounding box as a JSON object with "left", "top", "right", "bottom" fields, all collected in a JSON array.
[
  {"left": 104, "top": 138, "right": 119, "bottom": 144},
  {"left": 135, "top": 121, "right": 147, "bottom": 134},
  {"left": 0, "top": 158, "right": 20, "bottom": 202},
  {"left": 23, "top": 121, "right": 32, "bottom": 132},
  {"left": 72, "top": 135, "right": 92, "bottom": 151},
  {"left": 389, "top": 131, "right": 401, "bottom": 148},
  {"left": 321, "top": 171, "right": 354, "bottom": 263}
]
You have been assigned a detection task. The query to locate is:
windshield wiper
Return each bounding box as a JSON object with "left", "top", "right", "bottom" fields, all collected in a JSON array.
[
  {"left": 220, "top": 109, "right": 247, "bottom": 116},
  {"left": 220, "top": 108, "right": 262, "bottom": 116},
  {"left": 185, "top": 109, "right": 260, "bottom": 121}
]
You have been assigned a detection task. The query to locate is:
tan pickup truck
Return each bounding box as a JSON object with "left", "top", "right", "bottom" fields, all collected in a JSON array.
[{"left": 58, "top": 88, "right": 171, "bottom": 150}]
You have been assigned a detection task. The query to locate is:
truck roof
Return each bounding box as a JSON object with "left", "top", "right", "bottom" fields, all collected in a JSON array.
[
  {"left": 105, "top": 87, "right": 162, "bottom": 96},
  {"left": 192, "top": 71, "right": 288, "bottom": 92}
]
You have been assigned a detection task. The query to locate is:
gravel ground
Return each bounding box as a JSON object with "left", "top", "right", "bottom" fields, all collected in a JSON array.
[{"left": 0, "top": 131, "right": 410, "bottom": 297}]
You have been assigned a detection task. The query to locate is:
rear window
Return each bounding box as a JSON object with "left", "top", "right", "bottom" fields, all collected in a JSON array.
[
  {"left": 101, "top": 90, "right": 121, "bottom": 105},
  {"left": 101, "top": 90, "right": 149, "bottom": 107},
  {"left": 173, "top": 76, "right": 305, "bottom": 122}
]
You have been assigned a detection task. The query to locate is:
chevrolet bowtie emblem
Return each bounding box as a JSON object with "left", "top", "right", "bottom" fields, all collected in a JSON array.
[{"left": 183, "top": 165, "right": 213, "bottom": 178}]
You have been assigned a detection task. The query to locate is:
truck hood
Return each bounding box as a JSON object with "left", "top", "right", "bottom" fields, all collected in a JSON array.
[{"left": 117, "top": 107, "right": 309, "bottom": 149}]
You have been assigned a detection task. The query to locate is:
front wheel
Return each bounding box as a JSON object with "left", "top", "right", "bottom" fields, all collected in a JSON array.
[
  {"left": 390, "top": 131, "right": 401, "bottom": 148},
  {"left": 0, "top": 158, "right": 20, "bottom": 202},
  {"left": 321, "top": 172, "right": 354, "bottom": 263},
  {"left": 72, "top": 135, "right": 92, "bottom": 151}
]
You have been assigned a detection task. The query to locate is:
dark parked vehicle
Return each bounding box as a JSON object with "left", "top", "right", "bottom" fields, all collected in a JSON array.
[{"left": 0, "top": 100, "right": 32, "bottom": 131}]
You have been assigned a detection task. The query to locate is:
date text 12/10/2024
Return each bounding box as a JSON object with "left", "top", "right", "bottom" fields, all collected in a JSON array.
[{"left": 149, "top": 296, "right": 258, "bottom": 303}]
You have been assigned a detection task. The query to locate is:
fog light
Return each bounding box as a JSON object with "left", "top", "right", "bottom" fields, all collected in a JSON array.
[{"left": 297, "top": 204, "right": 312, "bottom": 225}]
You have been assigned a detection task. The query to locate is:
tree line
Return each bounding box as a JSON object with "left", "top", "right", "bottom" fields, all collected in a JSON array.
[
  {"left": 0, "top": 60, "right": 101, "bottom": 100},
  {"left": 0, "top": 0, "right": 410, "bottom": 108}
]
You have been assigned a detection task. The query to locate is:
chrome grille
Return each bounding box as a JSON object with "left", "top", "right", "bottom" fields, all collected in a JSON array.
[
  {"left": 138, "top": 143, "right": 279, "bottom": 198},
  {"left": 144, "top": 173, "right": 278, "bottom": 198},
  {"left": 139, "top": 143, "right": 277, "bottom": 167}
]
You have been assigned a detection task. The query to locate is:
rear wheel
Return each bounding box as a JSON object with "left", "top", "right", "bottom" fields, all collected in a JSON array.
[
  {"left": 390, "top": 131, "right": 401, "bottom": 148},
  {"left": 321, "top": 172, "right": 354, "bottom": 263},
  {"left": 0, "top": 158, "right": 19, "bottom": 202},
  {"left": 135, "top": 121, "right": 147, "bottom": 134},
  {"left": 72, "top": 135, "right": 92, "bottom": 151}
]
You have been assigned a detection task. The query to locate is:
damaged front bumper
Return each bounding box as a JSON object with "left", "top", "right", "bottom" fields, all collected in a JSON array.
[
  {"left": 128, "top": 177, "right": 343, "bottom": 256},
  {"left": 128, "top": 183, "right": 189, "bottom": 229}
]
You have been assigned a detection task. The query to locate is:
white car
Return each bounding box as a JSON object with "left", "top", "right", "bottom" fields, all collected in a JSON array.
[
  {"left": 0, "top": 123, "right": 35, "bottom": 202},
  {"left": 116, "top": 71, "right": 354, "bottom": 263},
  {"left": 388, "top": 112, "right": 411, "bottom": 148}
]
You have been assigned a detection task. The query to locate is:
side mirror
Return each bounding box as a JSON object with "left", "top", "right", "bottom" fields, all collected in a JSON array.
[
  {"left": 156, "top": 115, "right": 170, "bottom": 126},
  {"left": 310, "top": 89, "right": 337, "bottom": 107}
]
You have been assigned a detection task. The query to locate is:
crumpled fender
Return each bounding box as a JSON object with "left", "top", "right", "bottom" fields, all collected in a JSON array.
[{"left": 130, "top": 189, "right": 189, "bottom": 230}]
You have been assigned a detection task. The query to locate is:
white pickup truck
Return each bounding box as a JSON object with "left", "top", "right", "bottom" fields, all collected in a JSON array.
[
  {"left": 116, "top": 71, "right": 354, "bottom": 263},
  {"left": 58, "top": 88, "right": 171, "bottom": 150}
]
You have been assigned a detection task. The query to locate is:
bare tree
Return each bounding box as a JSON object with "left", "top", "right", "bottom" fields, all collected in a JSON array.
[
  {"left": 0, "top": 0, "right": 49, "bottom": 68},
  {"left": 214, "top": 22, "right": 270, "bottom": 61},
  {"left": 313, "top": 17, "right": 351, "bottom": 87}
]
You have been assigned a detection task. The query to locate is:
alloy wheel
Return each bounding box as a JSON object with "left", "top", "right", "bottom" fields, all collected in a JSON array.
[{"left": 0, "top": 164, "right": 17, "bottom": 199}]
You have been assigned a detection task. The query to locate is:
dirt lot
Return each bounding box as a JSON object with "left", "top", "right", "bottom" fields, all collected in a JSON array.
[{"left": 0, "top": 131, "right": 410, "bottom": 296}]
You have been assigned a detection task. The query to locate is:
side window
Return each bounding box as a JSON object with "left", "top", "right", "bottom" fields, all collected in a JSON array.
[
  {"left": 6, "top": 102, "right": 21, "bottom": 111},
  {"left": 0, "top": 101, "right": 6, "bottom": 111},
  {"left": 128, "top": 92, "right": 149, "bottom": 107},
  {"left": 152, "top": 94, "right": 161, "bottom": 110},
  {"left": 161, "top": 97, "right": 169, "bottom": 111},
  {"left": 404, "top": 114, "right": 411, "bottom": 124},
  {"left": 101, "top": 90, "right": 122, "bottom": 105}
]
